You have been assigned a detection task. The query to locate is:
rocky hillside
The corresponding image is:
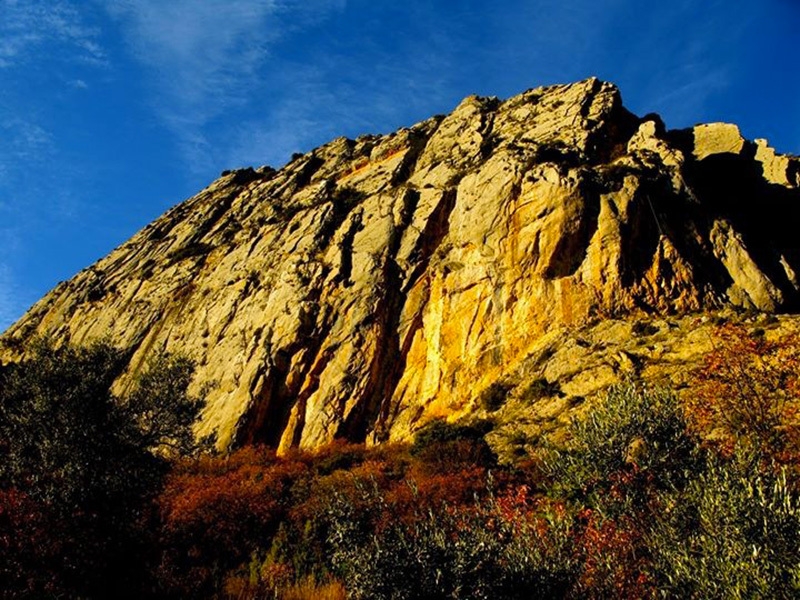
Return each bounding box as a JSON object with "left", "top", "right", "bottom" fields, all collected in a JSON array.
[{"left": 2, "top": 78, "right": 799, "bottom": 451}]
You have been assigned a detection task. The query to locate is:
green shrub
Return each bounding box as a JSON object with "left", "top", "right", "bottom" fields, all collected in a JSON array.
[
  {"left": 542, "top": 383, "right": 698, "bottom": 505},
  {"left": 326, "top": 482, "right": 575, "bottom": 600},
  {"left": 650, "top": 450, "right": 800, "bottom": 599},
  {"left": 520, "top": 377, "right": 561, "bottom": 403},
  {"left": 411, "top": 418, "right": 493, "bottom": 455},
  {"left": 410, "top": 418, "right": 496, "bottom": 470},
  {"left": 631, "top": 320, "right": 659, "bottom": 336},
  {"left": 0, "top": 339, "right": 206, "bottom": 598},
  {"left": 479, "top": 381, "right": 512, "bottom": 412}
]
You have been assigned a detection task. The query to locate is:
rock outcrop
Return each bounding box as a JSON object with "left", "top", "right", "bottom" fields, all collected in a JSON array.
[{"left": 2, "top": 78, "right": 799, "bottom": 451}]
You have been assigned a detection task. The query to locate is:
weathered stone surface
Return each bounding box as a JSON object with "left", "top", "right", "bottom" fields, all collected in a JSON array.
[
  {"left": 755, "top": 138, "right": 797, "bottom": 187},
  {"left": 2, "top": 78, "right": 800, "bottom": 451},
  {"left": 692, "top": 122, "right": 746, "bottom": 160}
]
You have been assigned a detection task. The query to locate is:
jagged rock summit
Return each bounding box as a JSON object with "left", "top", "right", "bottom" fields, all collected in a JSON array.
[{"left": 3, "top": 78, "right": 800, "bottom": 451}]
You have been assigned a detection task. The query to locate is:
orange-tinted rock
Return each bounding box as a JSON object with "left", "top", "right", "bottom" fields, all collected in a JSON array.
[{"left": 2, "top": 78, "right": 799, "bottom": 451}]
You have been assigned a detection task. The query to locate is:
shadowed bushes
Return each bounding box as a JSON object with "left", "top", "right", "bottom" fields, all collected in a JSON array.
[
  {"left": 5, "top": 324, "right": 800, "bottom": 598},
  {"left": 0, "top": 339, "right": 206, "bottom": 598}
]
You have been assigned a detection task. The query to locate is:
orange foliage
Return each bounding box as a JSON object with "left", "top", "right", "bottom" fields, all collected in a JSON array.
[
  {"left": 155, "top": 446, "right": 309, "bottom": 596},
  {"left": 399, "top": 464, "right": 488, "bottom": 506},
  {"left": 278, "top": 577, "right": 347, "bottom": 600},
  {"left": 160, "top": 446, "right": 305, "bottom": 537},
  {"left": 687, "top": 323, "right": 800, "bottom": 458}
]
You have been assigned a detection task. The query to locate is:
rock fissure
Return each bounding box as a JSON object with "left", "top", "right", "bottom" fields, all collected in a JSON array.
[{"left": 3, "top": 78, "right": 800, "bottom": 450}]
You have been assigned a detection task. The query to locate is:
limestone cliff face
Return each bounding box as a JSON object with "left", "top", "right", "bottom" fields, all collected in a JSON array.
[{"left": 2, "top": 78, "right": 799, "bottom": 451}]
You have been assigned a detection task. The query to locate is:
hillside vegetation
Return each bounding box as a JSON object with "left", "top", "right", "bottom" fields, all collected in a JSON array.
[{"left": 2, "top": 322, "right": 800, "bottom": 598}]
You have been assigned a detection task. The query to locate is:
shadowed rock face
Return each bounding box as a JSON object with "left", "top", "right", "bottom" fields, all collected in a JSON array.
[{"left": 2, "top": 78, "right": 799, "bottom": 451}]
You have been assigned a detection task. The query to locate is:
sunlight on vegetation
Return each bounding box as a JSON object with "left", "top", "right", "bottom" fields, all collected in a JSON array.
[{"left": 2, "top": 325, "right": 800, "bottom": 598}]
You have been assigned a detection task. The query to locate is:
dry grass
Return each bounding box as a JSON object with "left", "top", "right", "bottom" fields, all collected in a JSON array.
[
  {"left": 225, "top": 575, "right": 347, "bottom": 600},
  {"left": 279, "top": 578, "right": 347, "bottom": 600}
]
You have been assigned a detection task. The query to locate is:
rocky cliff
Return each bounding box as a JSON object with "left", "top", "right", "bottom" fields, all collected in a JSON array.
[{"left": 2, "top": 78, "right": 799, "bottom": 451}]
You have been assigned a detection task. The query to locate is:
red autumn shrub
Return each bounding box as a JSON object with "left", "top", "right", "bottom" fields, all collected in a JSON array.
[
  {"left": 155, "top": 446, "right": 308, "bottom": 597},
  {"left": 571, "top": 508, "right": 655, "bottom": 600},
  {"left": 687, "top": 323, "right": 800, "bottom": 459},
  {"left": 398, "top": 463, "right": 489, "bottom": 509}
]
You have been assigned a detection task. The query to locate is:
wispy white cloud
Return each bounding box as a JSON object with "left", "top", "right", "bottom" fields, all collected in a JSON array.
[
  {"left": 607, "top": 1, "right": 753, "bottom": 128},
  {"left": 102, "top": 0, "right": 277, "bottom": 108},
  {"left": 100, "top": 0, "right": 346, "bottom": 171},
  {"left": 0, "top": 266, "right": 20, "bottom": 333},
  {"left": 0, "top": 272, "right": 17, "bottom": 334},
  {"left": 227, "top": 64, "right": 392, "bottom": 169},
  {"left": 0, "top": 0, "right": 106, "bottom": 210},
  {"left": 229, "top": 64, "right": 453, "bottom": 170},
  {"left": 648, "top": 68, "right": 732, "bottom": 126},
  {"left": 0, "top": 119, "right": 54, "bottom": 159},
  {"left": 0, "top": 0, "right": 106, "bottom": 68},
  {"left": 0, "top": 231, "right": 27, "bottom": 333},
  {"left": 0, "top": 118, "right": 55, "bottom": 201},
  {"left": 227, "top": 12, "right": 465, "bottom": 169}
]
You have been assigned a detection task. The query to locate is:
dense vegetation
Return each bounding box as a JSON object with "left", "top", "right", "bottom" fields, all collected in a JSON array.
[
  {"left": 2, "top": 323, "right": 800, "bottom": 598},
  {"left": 0, "top": 341, "right": 207, "bottom": 598}
]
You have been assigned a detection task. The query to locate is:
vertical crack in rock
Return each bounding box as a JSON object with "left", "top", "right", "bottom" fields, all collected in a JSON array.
[
  {"left": 334, "top": 210, "right": 363, "bottom": 287},
  {"left": 234, "top": 301, "right": 333, "bottom": 448},
  {"left": 542, "top": 171, "right": 601, "bottom": 279},
  {"left": 390, "top": 129, "right": 435, "bottom": 187},
  {"left": 403, "top": 188, "right": 459, "bottom": 293},
  {"left": 4, "top": 79, "right": 800, "bottom": 450},
  {"left": 337, "top": 188, "right": 425, "bottom": 443}
]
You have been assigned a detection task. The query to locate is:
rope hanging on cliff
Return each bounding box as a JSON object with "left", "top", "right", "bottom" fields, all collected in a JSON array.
[{"left": 645, "top": 194, "right": 664, "bottom": 237}]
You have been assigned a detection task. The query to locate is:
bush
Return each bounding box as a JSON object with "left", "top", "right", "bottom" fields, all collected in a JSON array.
[
  {"left": 411, "top": 418, "right": 496, "bottom": 472},
  {"left": 631, "top": 321, "right": 659, "bottom": 337},
  {"left": 539, "top": 380, "right": 800, "bottom": 598},
  {"left": 480, "top": 381, "right": 512, "bottom": 412},
  {"left": 121, "top": 351, "right": 209, "bottom": 456},
  {"left": 543, "top": 383, "right": 698, "bottom": 505},
  {"left": 411, "top": 418, "right": 494, "bottom": 455},
  {"left": 686, "top": 323, "right": 800, "bottom": 458},
  {"left": 155, "top": 447, "right": 308, "bottom": 597},
  {"left": 650, "top": 450, "right": 800, "bottom": 598},
  {"left": 520, "top": 377, "right": 562, "bottom": 403},
  {"left": 326, "top": 482, "right": 575, "bottom": 600}
]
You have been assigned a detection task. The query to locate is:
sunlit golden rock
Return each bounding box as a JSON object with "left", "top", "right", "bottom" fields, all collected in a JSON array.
[{"left": 3, "top": 78, "right": 799, "bottom": 452}]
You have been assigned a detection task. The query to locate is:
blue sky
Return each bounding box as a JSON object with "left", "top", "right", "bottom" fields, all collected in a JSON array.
[{"left": 1, "top": 0, "right": 798, "bottom": 331}]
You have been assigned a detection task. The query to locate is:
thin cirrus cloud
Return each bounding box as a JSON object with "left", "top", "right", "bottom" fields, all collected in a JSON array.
[
  {"left": 0, "top": 0, "right": 101, "bottom": 172},
  {"left": 0, "top": 117, "right": 54, "bottom": 208},
  {"left": 100, "top": 0, "right": 347, "bottom": 171},
  {"left": 0, "top": 0, "right": 108, "bottom": 330},
  {"left": 0, "top": 261, "right": 26, "bottom": 333},
  {"left": 0, "top": 230, "right": 28, "bottom": 333},
  {"left": 227, "top": 55, "right": 458, "bottom": 170},
  {"left": 0, "top": 0, "right": 106, "bottom": 68},
  {"left": 0, "top": 118, "right": 54, "bottom": 177},
  {"left": 0, "top": 0, "right": 103, "bottom": 187}
]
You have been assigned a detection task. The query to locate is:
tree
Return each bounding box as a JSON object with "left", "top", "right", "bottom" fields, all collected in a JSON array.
[
  {"left": 0, "top": 339, "right": 205, "bottom": 598},
  {"left": 119, "top": 350, "right": 208, "bottom": 457}
]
